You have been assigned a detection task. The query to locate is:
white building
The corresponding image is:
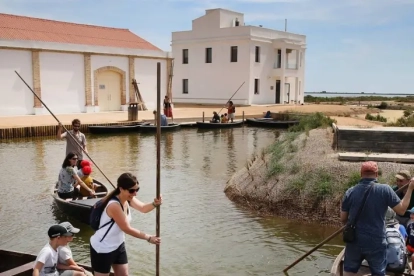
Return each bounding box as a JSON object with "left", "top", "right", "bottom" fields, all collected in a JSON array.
[
  {"left": 0, "top": 13, "right": 172, "bottom": 116},
  {"left": 171, "top": 8, "right": 306, "bottom": 105}
]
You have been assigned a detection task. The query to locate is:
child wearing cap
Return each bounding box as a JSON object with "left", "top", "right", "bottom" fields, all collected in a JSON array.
[
  {"left": 77, "top": 160, "right": 91, "bottom": 178},
  {"left": 57, "top": 222, "right": 93, "bottom": 276},
  {"left": 79, "top": 165, "right": 98, "bottom": 198},
  {"left": 33, "top": 225, "right": 72, "bottom": 276}
]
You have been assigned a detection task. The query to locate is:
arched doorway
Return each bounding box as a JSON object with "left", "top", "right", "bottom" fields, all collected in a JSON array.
[{"left": 94, "top": 66, "right": 126, "bottom": 111}]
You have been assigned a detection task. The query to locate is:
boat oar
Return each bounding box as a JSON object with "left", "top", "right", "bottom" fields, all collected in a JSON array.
[
  {"left": 155, "top": 62, "right": 162, "bottom": 276},
  {"left": 14, "top": 70, "right": 115, "bottom": 189},
  {"left": 283, "top": 182, "right": 410, "bottom": 273},
  {"left": 217, "top": 81, "right": 245, "bottom": 115}
]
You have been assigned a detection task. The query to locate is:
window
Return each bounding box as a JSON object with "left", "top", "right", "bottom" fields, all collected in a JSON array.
[
  {"left": 255, "top": 46, "right": 260, "bottom": 63},
  {"left": 254, "top": 79, "right": 260, "bottom": 94},
  {"left": 230, "top": 46, "right": 238, "bottom": 62},
  {"left": 182, "top": 49, "right": 188, "bottom": 64},
  {"left": 276, "top": 49, "right": 282, "bottom": 68},
  {"left": 182, "top": 79, "right": 189, "bottom": 94},
  {"left": 205, "top": 48, "right": 212, "bottom": 63}
]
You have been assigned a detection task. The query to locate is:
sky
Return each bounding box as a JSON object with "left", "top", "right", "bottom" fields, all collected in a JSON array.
[{"left": 1, "top": 0, "right": 414, "bottom": 94}]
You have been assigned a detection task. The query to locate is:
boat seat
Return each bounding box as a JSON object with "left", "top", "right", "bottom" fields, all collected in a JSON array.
[
  {"left": 64, "top": 192, "right": 107, "bottom": 201},
  {"left": 0, "top": 261, "right": 35, "bottom": 276}
]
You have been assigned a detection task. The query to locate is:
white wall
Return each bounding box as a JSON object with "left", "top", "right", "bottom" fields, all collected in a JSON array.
[
  {"left": 91, "top": 55, "right": 129, "bottom": 106},
  {"left": 0, "top": 49, "right": 34, "bottom": 116},
  {"left": 134, "top": 58, "right": 167, "bottom": 111},
  {"left": 39, "top": 52, "right": 85, "bottom": 114},
  {"left": 172, "top": 39, "right": 250, "bottom": 105}
]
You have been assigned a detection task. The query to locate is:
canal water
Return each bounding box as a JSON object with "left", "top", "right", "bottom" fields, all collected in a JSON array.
[{"left": 0, "top": 127, "right": 344, "bottom": 275}]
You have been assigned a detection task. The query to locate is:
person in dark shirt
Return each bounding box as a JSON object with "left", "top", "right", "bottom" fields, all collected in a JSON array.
[
  {"left": 210, "top": 112, "right": 220, "bottom": 123},
  {"left": 341, "top": 161, "right": 414, "bottom": 276},
  {"left": 392, "top": 170, "right": 413, "bottom": 226}
]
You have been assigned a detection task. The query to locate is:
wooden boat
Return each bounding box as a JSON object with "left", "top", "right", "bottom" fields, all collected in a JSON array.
[
  {"left": 196, "top": 120, "right": 244, "bottom": 129},
  {"left": 245, "top": 118, "right": 299, "bottom": 128},
  {"left": 139, "top": 123, "right": 181, "bottom": 133},
  {"left": 0, "top": 249, "right": 115, "bottom": 276},
  {"left": 52, "top": 180, "right": 109, "bottom": 224},
  {"left": 88, "top": 122, "right": 150, "bottom": 134},
  {"left": 330, "top": 248, "right": 413, "bottom": 275}
]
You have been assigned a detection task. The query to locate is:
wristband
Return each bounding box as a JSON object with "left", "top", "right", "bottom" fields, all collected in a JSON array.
[
  {"left": 152, "top": 202, "right": 158, "bottom": 208},
  {"left": 147, "top": 236, "right": 151, "bottom": 242}
]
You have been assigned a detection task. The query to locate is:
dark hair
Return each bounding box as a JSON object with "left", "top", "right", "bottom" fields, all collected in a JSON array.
[
  {"left": 62, "top": 152, "right": 77, "bottom": 168},
  {"left": 72, "top": 119, "right": 81, "bottom": 126},
  {"left": 228, "top": 101, "right": 233, "bottom": 105},
  {"left": 102, "top": 173, "right": 138, "bottom": 203}
]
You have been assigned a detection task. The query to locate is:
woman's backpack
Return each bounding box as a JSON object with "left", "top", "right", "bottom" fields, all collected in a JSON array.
[{"left": 385, "top": 227, "right": 407, "bottom": 273}]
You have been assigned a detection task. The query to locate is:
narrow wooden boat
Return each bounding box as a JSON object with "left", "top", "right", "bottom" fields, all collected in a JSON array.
[
  {"left": 88, "top": 122, "right": 150, "bottom": 134},
  {"left": 0, "top": 249, "right": 115, "bottom": 276},
  {"left": 330, "top": 248, "right": 413, "bottom": 275},
  {"left": 245, "top": 118, "right": 299, "bottom": 128},
  {"left": 196, "top": 120, "right": 244, "bottom": 129},
  {"left": 139, "top": 123, "right": 181, "bottom": 133},
  {"left": 52, "top": 180, "right": 109, "bottom": 224}
]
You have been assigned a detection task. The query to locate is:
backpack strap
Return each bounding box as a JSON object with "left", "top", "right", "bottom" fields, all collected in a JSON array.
[{"left": 99, "top": 197, "right": 125, "bottom": 242}]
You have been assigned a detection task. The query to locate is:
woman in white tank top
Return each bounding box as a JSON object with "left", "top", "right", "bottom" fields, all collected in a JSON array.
[{"left": 90, "top": 173, "right": 162, "bottom": 276}]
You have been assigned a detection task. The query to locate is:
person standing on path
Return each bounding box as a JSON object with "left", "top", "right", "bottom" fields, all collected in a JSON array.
[
  {"left": 341, "top": 161, "right": 414, "bottom": 276},
  {"left": 163, "top": 95, "right": 174, "bottom": 123},
  {"left": 57, "top": 119, "right": 87, "bottom": 168}
]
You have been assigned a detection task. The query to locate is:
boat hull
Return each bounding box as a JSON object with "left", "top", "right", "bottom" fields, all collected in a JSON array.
[
  {"left": 196, "top": 121, "right": 244, "bottom": 129},
  {"left": 88, "top": 122, "right": 149, "bottom": 134},
  {"left": 52, "top": 181, "right": 109, "bottom": 224},
  {"left": 330, "top": 248, "right": 412, "bottom": 275},
  {"left": 139, "top": 123, "right": 181, "bottom": 133},
  {"left": 0, "top": 249, "right": 114, "bottom": 276},
  {"left": 245, "top": 118, "right": 299, "bottom": 128}
]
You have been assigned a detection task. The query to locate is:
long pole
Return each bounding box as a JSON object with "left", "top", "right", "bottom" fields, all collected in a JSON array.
[
  {"left": 14, "top": 71, "right": 115, "bottom": 189},
  {"left": 155, "top": 62, "right": 161, "bottom": 276},
  {"left": 217, "top": 81, "right": 245, "bottom": 115},
  {"left": 283, "top": 182, "right": 411, "bottom": 273}
]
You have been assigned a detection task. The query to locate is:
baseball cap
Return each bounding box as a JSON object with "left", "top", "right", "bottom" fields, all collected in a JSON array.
[
  {"left": 395, "top": 170, "right": 411, "bottom": 180},
  {"left": 408, "top": 207, "right": 414, "bottom": 214},
  {"left": 82, "top": 166, "right": 92, "bottom": 175},
  {"left": 361, "top": 161, "right": 378, "bottom": 173},
  {"left": 385, "top": 207, "right": 399, "bottom": 226},
  {"left": 59, "top": 221, "right": 80, "bottom": 234},
  {"left": 80, "top": 160, "right": 91, "bottom": 168},
  {"left": 48, "top": 225, "right": 72, "bottom": 238}
]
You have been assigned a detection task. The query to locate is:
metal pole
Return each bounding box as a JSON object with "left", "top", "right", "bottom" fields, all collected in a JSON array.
[
  {"left": 203, "top": 111, "right": 205, "bottom": 122},
  {"left": 285, "top": 19, "right": 287, "bottom": 32},
  {"left": 242, "top": 111, "right": 245, "bottom": 123},
  {"left": 155, "top": 63, "right": 161, "bottom": 276}
]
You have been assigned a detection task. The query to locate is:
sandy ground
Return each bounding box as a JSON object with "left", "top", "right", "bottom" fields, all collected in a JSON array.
[{"left": 0, "top": 103, "right": 380, "bottom": 128}]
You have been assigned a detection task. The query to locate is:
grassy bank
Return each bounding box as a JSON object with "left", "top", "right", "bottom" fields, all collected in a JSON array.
[{"left": 224, "top": 113, "right": 414, "bottom": 225}]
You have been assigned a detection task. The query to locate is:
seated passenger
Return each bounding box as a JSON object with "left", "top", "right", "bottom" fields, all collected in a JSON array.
[
  {"left": 222, "top": 113, "right": 228, "bottom": 123},
  {"left": 33, "top": 225, "right": 72, "bottom": 276},
  {"left": 79, "top": 166, "right": 98, "bottom": 198},
  {"left": 57, "top": 222, "right": 93, "bottom": 276},
  {"left": 77, "top": 160, "right": 91, "bottom": 178},
  {"left": 264, "top": 111, "right": 271, "bottom": 118},
  {"left": 161, "top": 114, "right": 168, "bottom": 126},
  {"left": 211, "top": 111, "right": 220, "bottom": 123}
]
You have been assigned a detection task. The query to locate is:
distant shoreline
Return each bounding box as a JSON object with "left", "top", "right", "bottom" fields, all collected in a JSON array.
[{"left": 305, "top": 92, "right": 413, "bottom": 96}]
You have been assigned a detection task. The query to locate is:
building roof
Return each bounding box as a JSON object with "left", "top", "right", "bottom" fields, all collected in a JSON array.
[{"left": 0, "top": 13, "right": 162, "bottom": 51}]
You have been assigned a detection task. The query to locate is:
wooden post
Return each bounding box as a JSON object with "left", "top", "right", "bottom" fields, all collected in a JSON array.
[
  {"left": 242, "top": 111, "right": 245, "bottom": 123},
  {"left": 155, "top": 62, "right": 161, "bottom": 276},
  {"left": 202, "top": 112, "right": 205, "bottom": 122}
]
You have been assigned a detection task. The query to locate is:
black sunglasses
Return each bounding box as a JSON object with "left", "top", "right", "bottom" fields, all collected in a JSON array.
[{"left": 128, "top": 187, "right": 140, "bottom": 194}]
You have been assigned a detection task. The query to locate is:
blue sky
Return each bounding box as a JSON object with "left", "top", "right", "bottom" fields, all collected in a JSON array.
[{"left": 1, "top": 0, "right": 414, "bottom": 94}]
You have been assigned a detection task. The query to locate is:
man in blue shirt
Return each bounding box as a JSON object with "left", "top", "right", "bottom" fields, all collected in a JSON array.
[{"left": 341, "top": 161, "right": 414, "bottom": 276}]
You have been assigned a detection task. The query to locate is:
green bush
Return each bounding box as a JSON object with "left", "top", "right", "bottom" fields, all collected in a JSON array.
[{"left": 288, "top": 112, "right": 336, "bottom": 133}]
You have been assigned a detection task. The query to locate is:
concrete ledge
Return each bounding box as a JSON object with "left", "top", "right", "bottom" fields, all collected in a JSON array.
[
  {"left": 338, "top": 152, "right": 414, "bottom": 163},
  {"left": 85, "top": 106, "right": 97, "bottom": 113}
]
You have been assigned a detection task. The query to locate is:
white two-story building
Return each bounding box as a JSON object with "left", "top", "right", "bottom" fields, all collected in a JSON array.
[{"left": 171, "top": 8, "right": 306, "bottom": 105}]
